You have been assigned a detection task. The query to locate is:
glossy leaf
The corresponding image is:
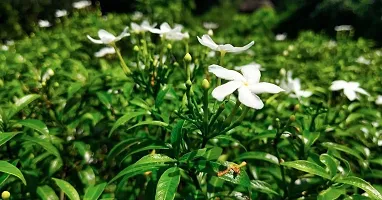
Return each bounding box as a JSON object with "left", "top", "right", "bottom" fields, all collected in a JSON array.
[
  {"left": 84, "top": 182, "right": 107, "bottom": 200},
  {"left": 179, "top": 147, "right": 223, "bottom": 162},
  {"left": 8, "top": 94, "right": 40, "bottom": 119},
  {"left": 52, "top": 178, "right": 80, "bottom": 200},
  {"left": 170, "top": 120, "right": 184, "bottom": 157},
  {"left": 37, "top": 185, "right": 59, "bottom": 200},
  {"left": 109, "top": 111, "right": 149, "bottom": 136},
  {"left": 213, "top": 135, "right": 247, "bottom": 151},
  {"left": 281, "top": 160, "right": 331, "bottom": 179},
  {"left": 336, "top": 176, "right": 382, "bottom": 199},
  {"left": 0, "top": 132, "right": 20, "bottom": 147},
  {"left": 124, "top": 120, "right": 168, "bottom": 132},
  {"left": 17, "top": 119, "right": 49, "bottom": 135},
  {"left": 318, "top": 187, "right": 345, "bottom": 200},
  {"left": 0, "top": 160, "right": 26, "bottom": 185},
  {"left": 237, "top": 152, "right": 279, "bottom": 165},
  {"left": 319, "top": 154, "right": 338, "bottom": 178},
  {"left": 155, "top": 167, "right": 180, "bottom": 200},
  {"left": 96, "top": 92, "right": 112, "bottom": 109},
  {"left": 322, "top": 142, "right": 363, "bottom": 160},
  {"left": 250, "top": 180, "right": 279, "bottom": 196},
  {"left": 155, "top": 85, "right": 171, "bottom": 108},
  {"left": 22, "top": 136, "right": 60, "bottom": 157}
]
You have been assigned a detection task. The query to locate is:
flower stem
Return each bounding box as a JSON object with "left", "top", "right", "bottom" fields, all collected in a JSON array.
[
  {"left": 223, "top": 100, "right": 241, "bottom": 126},
  {"left": 111, "top": 44, "right": 131, "bottom": 75}
]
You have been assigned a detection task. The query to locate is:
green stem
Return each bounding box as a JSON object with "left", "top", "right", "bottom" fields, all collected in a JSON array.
[
  {"left": 111, "top": 44, "right": 131, "bottom": 75},
  {"left": 202, "top": 88, "right": 209, "bottom": 147},
  {"left": 223, "top": 100, "right": 241, "bottom": 126}
]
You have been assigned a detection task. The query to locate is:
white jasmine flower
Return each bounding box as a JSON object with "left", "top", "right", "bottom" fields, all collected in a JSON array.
[
  {"left": 330, "top": 80, "right": 369, "bottom": 101},
  {"left": 234, "top": 62, "right": 264, "bottom": 71},
  {"left": 280, "top": 71, "right": 312, "bottom": 99},
  {"left": 1, "top": 45, "right": 8, "bottom": 51},
  {"left": 197, "top": 34, "right": 254, "bottom": 54},
  {"left": 207, "top": 29, "right": 214, "bottom": 36},
  {"left": 275, "top": 33, "right": 287, "bottom": 41},
  {"left": 55, "top": 9, "right": 68, "bottom": 18},
  {"left": 131, "top": 11, "right": 143, "bottom": 21},
  {"left": 94, "top": 47, "right": 116, "bottom": 57},
  {"left": 38, "top": 20, "right": 51, "bottom": 28},
  {"left": 203, "top": 22, "right": 219, "bottom": 29},
  {"left": 73, "top": 0, "right": 91, "bottom": 9},
  {"left": 376, "top": 95, "right": 382, "bottom": 105},
  {"left": 149, "top": 22, "right": 188, "bottom": 41},
  {"left": 334, "top": 25, "right": 353, "bottom": 32},
  {"left": 41, "top": 68, "right": 54, "bottom": 82},
  {"left": 208, "top": 64, "right": 284, "bottom": 109},
  {"left": 356, "top": 56, "right": 371, "bottom": 65},
  {"left": 131, "top": 20, "right": 157, "bottom": 33},
  {"left": 87, "top": 27, "right": 129, "bottom": 44}
]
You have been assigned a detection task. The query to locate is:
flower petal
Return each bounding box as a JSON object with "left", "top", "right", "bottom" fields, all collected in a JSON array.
[
  {"left": 197, "top": 34, "right": 218, "bottom": 50},
  {"left": 225, "top": 41, "right": 254, "bottom": 53},
  {"left": 296, "top": 90, "right": 313, "bottom": 98},
  {"left": 330, "top": 80, "right": 347, "bottom": 91},
  {"left": 115, "top": 27, "right": 130, "bottom": 41},
  {"left": 87, "top": 35, "right": 103, "bottom": 44},
  {"left": 238, "top": 87, "right": 264, "bottom": 109},
  {"left": 211, "top": 81, "right": 242, "bottom": 101},
  {"left": 249, "top": 82, "right": 285, "bottom": 94},
  {"left": 241, "top": 64, "right": 261, "bottom": 84},
  {"left": 160, "top": 22, "right": 172, "bottom": 32},
  {"left": 98, "top": 29, "right": 116, "bottom": 44},
  {"left": 344, "top": 88, "right": 357, "bottom": 101},
  {"left": 208, "top": 65, "right": 245, "bottom": 81},
  {"left": 355, "top": 87, "right": 369, "bottom": 96}
]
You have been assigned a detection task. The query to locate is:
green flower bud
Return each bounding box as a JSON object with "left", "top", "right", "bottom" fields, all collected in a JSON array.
[
  {"left": 167, "top": 43, "right": 172, "bottom": 49},
  {"left": 133, "top": 45, "right": 140, "bottom": 52},
  {"left": 184, "top": 53, "right": 192, "bottom": 62},
  {"left": 174, "top": 62, "right": 179, "bottom": 67},
  {"left": 186, "top": 80, "right": 192, "bottom": 87},
  {"left": 54, "top": 82, "right": 59, "bottom": 87},
  {"left": 202, "top": 79, "right": 210, "bottom": 90},
  {"left": 289, "top": 115, "right": 296, "bottom": 122}
]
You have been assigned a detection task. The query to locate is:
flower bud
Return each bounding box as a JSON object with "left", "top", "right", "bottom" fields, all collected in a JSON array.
[
  {"left": 289, "top": 115, "right": 296, "bottom": 122},
  {"left": 208, "top": 29, "right": 214, "bottom": 36},
  {"left": 54, "top": 82, "right": 59, "bottom": 87},
  {"left": 294, "top": 104, "right": 300, "bottom": 112},
  {"left": 184, "top": 53, "right": 192, "bottom": 62},
  {"left": 186, "top": 80, "right": 192, "bottom": 87},
  {"left": 202, "top": 79, "right": 210, "bottom": 90},
  {"left": 167, "top": 43, "right": 172, "bottom": 49},
  {"left": 133, "top": 45, "right": 140, "bottom": 52},
  {"left": 2, "top": 191, "right": 10, "bottom": 199},
  {"left": 174, "top": 62, "right": 179, "bottom": 67}
]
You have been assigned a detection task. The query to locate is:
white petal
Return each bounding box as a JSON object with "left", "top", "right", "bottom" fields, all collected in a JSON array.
[
  {"left": 241, "top": 64, "right": 261, "bottom": 84},
  {"left": 344, "top": 88, "right": 357, "bottom": 101},
  {"left": 238, "top": 87, "right": 264, "bottom": 109},
  {"left": 297, "top": 90, "right": 313, "bottom": 98},
  {"left": 197, "top": 34, "right": 218, "bottom": 50},
  {"left": 249, "top": 82, "right": 285, "bottom": 94},
  {"left": 224, "top": 41, "right": 254, "bottom": 53},
  {"left": 160, "top": 22, "right": 172, "bottom": 32},
  {"left": 87, "top": 35, "right": 103, "bottom": 44},
  {"left": 208, "top": 65, "right": 245, "bottom": 81},
  {"left": 115, "top": 27, "right": 130, "bottom": 41},
  {"left": 98, "top": 29, "right": 116, "bottom": 44},
  {"left": 330, "top": 80, "right": 347, "bottom": 91},
  {"left": 131, "top": 22, "right": 141, "bottom": 32},
  {"left": 355, "top": 87, "right": 369, "bottom": 96},
  {"left": 211, "top": 81, "right": 242, "bottom": 101}
]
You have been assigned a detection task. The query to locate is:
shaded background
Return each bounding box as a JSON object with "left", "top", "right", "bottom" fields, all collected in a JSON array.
[{"left": 1, "top": 0, "right": 382, "bottom": 45}]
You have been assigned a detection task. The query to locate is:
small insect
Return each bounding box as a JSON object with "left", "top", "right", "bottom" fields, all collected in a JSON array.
[{"left": 217, "top": 161, "right": 247, "bottom": 177}]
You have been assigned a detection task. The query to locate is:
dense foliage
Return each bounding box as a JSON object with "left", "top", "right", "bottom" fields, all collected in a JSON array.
[{"left": 1, "top": 2, "right": 382, "bottom": 200}]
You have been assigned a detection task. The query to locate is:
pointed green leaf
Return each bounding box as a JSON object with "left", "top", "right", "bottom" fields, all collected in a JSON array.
[
  {"left": 171, "top": 120, "right": 184, "bottom": 157},
  {"left": 282, "top": 160, "right": 331, "bottom": 179},
  {"left": 0, "top": 160, "right": 26, "bottom": 185},
  {"left": 0, "top": 132, "right": 20, "bottom": 147},
  {"left": 155, "top": 167, "right": 180, "bottom": 200},
  {"left": 125, "top": 121, "right": 168, "bottom": 132},
  {"left": 237, "top": 152, "right": 279, "bottom": 165},
  {"left": 22, "top": 136, "right": 60, "bottom": 157},
  {"left": 78, "top": 167, "right": 96, "bottom": 186},
  {"left": 318, "top": 187, "right": 346, "bottom": 200},
  {"left": 37, "top": 185, "right": 59, "bottom": 200},
  {"left": 320, "top": 154, "right": 338, "bottom": 178},
  {"left": 336, "top": 176, "right": 382, "bottom": 199},
  {"left": 179, "top": 147, "right": 223, "bottom": 162},
  {"left": 17, "top": 119, "right": 49, "bottom": 135},
  {"left": 84, "top": 182, "right": 107, "bottom": 200},
  {"left": 250, "top": 180, "right": 279, "bottom": 196},
  {"left": 322, "top": 142, "right": 363, "bottom": 160},
  {"left": 8, "top": 94, "right": 40, "bottom": 119},
  {"left": 52, "top": 178, "right": 80, "bottom": 200},
  {"left": 213, "top": 135, "right": 247, "bottom": 151},
  {"left": 96, "top": 92, "right": 112, "bottom": 109},
  {"left": 119, "top": 140, "right": 170, "bottom": 164},
  {"left": 155, "top": 86, "right": 171, "bottom": 108},
  {"left": 107, "top": 137, "right": 143, "bottom": 163},
  {"left": 48, "top": 158, "right": 63, "bottom": 176},
  {"left": 109, "top": 111, "right": 149, "bottom": 136}
]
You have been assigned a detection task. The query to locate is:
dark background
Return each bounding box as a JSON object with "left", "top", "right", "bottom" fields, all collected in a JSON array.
[{"left": 1, "top": 0, "right": 382, "bottom": 45}]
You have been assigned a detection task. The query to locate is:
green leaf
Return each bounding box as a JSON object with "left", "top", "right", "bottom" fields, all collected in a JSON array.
[
  {"left": 237, "top": 152, "right": 279, "bottom": 165},
  {"left": 17, "top": 119, "right": 49, "bottom": 135},
  {"left": 155, "top": 85, "right": 171, "bottom": 108},
  {"left": 322, "top": 142, "right": 363, "bottom": 160},
  {"left": 109, "top": 154, "right": 176, "bottom": 183},
  {"left": 281, "top": 160, "right": 331, "bottom": 179},
  {"left": 0, "top": 132, "right": 20, "bottom": 147},
  {"left": 0, "top": 160, "right": 18, "bottom": 185},
  {"left": 170, "top": 120, "right": 185, "bottom": 157},
  {"left": 107, "top": 138, "right": 143, "bottom": 163},
  {"left": 119, "top": 140, "right": 170, "bottom": 164},
  {"left": 155, "top": 167, "right": 180, "bottom": 200},
  {"left": 336, "top": 176, "right": 382, "bottom": 200},
  {"left": 84, "top": 182, "right": 107, "bottom": 200},
  {"left": 22, "top": 136, "right": 60, "bottom": 157},
  {"left": 109, "top": 111, "right": 149, "bottom": 136},
  {"left": 52, "top": 178, "right": 80, "bottom": 200},
  {"left": 0, "top": 160, "right": 26, "bottom": 185},
  {"left": 213, "top": 135, "right": 247, "bottom": 151},
  {"left": 67, "top": 82, "right": 83, "bottom": 99},
  {"left": 8, "top": 94, "right": 40, "bottom": 119},
  {"left": 125, "top": 121, "right": 168, "bottom": 132},
  {"left": 78, "top": 167, "right": 96, "bottom": 186},
  {"left": 48, "top": 158, "right": 63, "bottom": 176},
  {"left": 318, "top": 187, "right": 346, "bottom": 200},
  {"left": 37, "top": 185, "right": 59, "bottom": 200},
  {"left": 96, "top": 92, "right": 112, "bottom": 109},
  {"left": 179, "top": 147, "right": 223, "bottom": 162},
  {"left": 319, "top": 154, "right": 338, "bottom": 178},
  {"left": 250, "top": 180, "right": 279, "bottom": 196}
]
